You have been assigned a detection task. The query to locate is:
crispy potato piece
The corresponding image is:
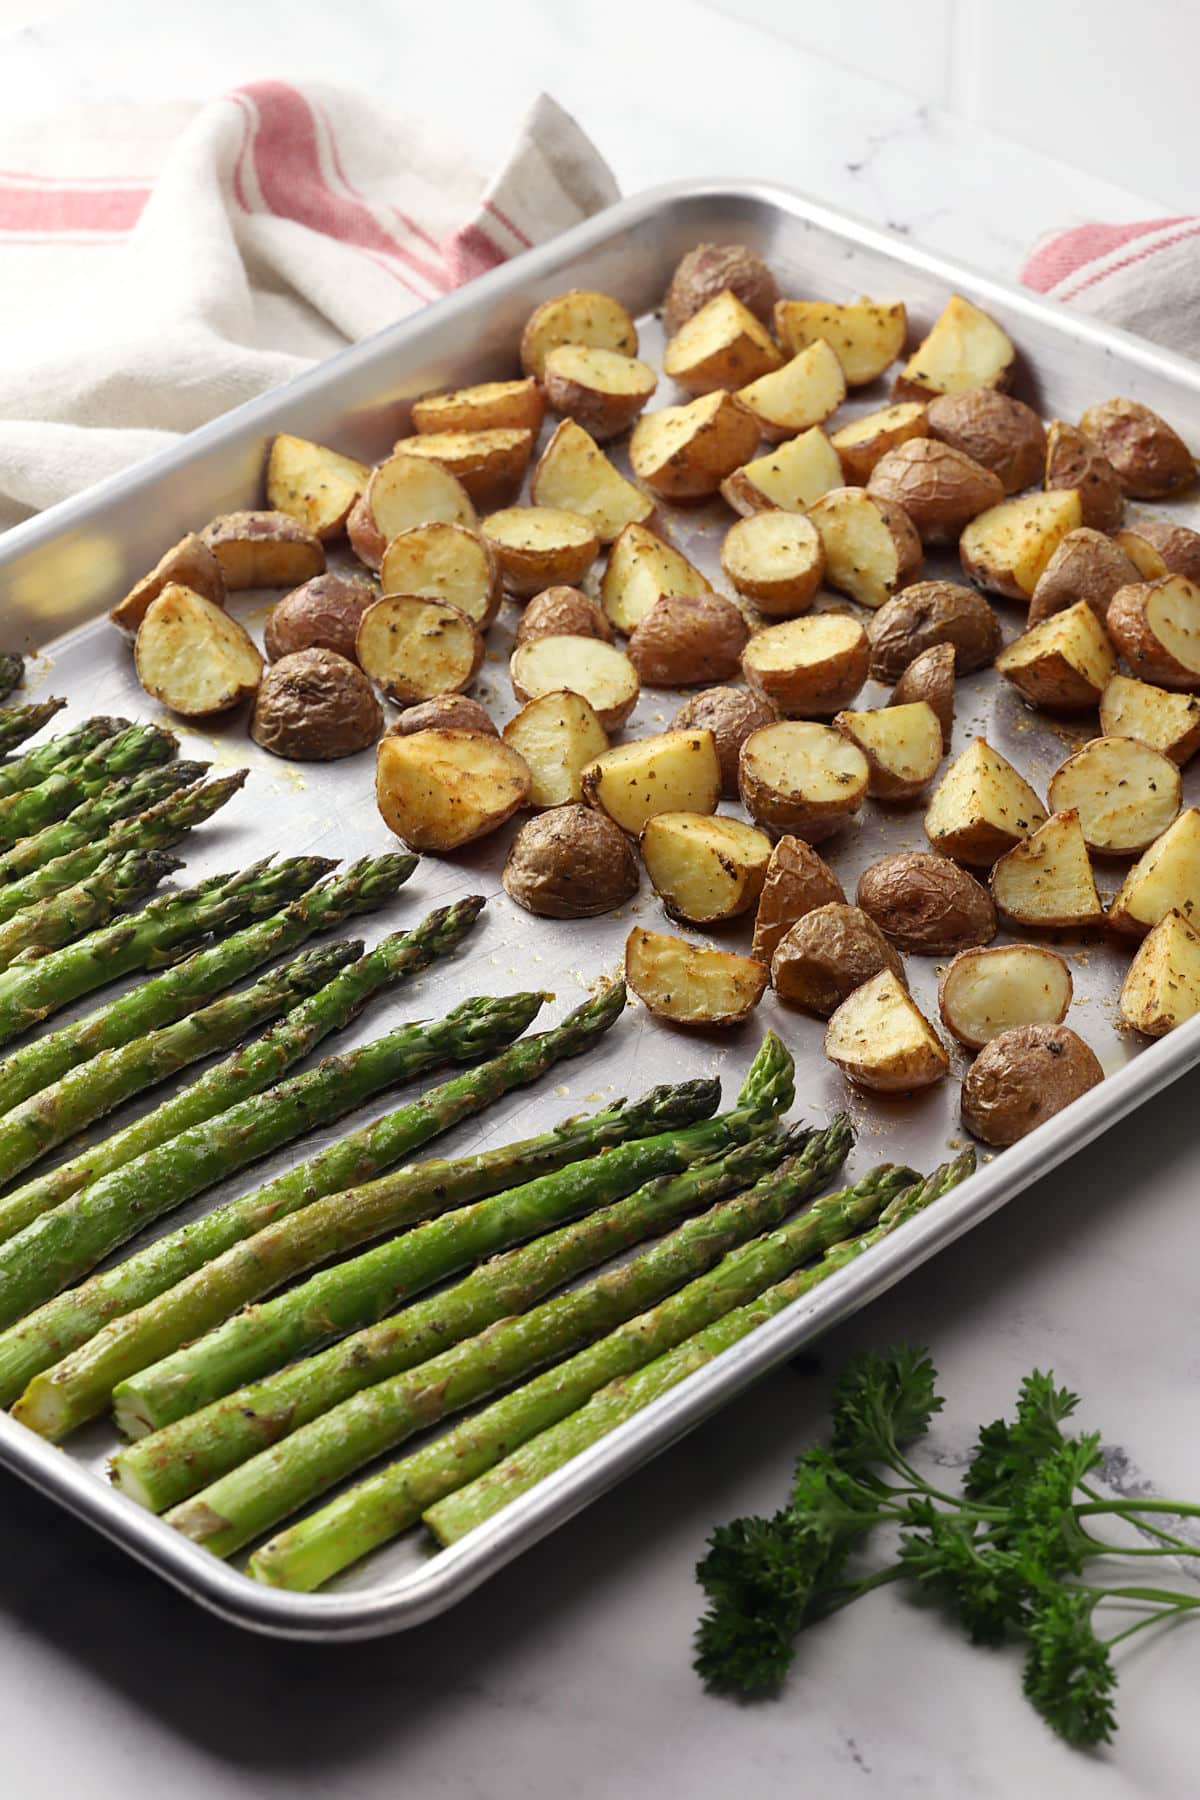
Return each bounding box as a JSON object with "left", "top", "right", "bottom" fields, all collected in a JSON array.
[
  {"left": 890, "top": 642, "right": 955, "bottom": 751},
  {"left": 600, "top": 523, "right": 710, "bottom": 634},
  {"left": 379, "top": 523, "right": 500, "bottom": 629},
  {"left": 1117, "top": 519, "right": 1200, "bottom": 584},
  {"left": 662, "top": 245, "right": 779, "bottom": 339},
  {"left": 867, "top": 440, "right": 1004, "bottom": 544},
  {"left": 1119, "top": 909, "right": 1200, "bottom": 1036},
  {"left": 200, "top": 511, "right": 325, "bottom": 591},
  {"left": 1079, "top": 398, "right": 1195, "bottom": 499},
  {"left": 831, "top": 402, "right": 929, "bottom": 484},
  {"left": 1047, "top": 735, "right": 1180, "bottom": 854},
  {"left": 376, "top": 728, "right": 531, "bottom": 852},
  {"left": 481, "top": 507, "right": 599, "bottom": 598},
  {"left": 719, "top": 426, "right": 843, "bottom": 515},
  {"left": 630, "top": 392, "right": 760, "bottom": 501},
  {"left": 868, "top": 580, "right": 1000, "bottom": 684},
  {"left": 720, "top": 512, "right": 824, "bottom": 615},
  {"left": 994, "top": 601, "right": 1117, "bottom": 711},
  {"left": 356, "top": 595, "right": 483, "bottom": 703},
  {"left": 109, "top": 534, "right": 226, "bottom": 638},
  {"left": 266, "top": 434, "right": 371, "bottom": 541},
  {"left": 672, "top": 685, "right": 778, "bottom": 798},
  {"left": 1114, "top": 527, "right": 1169, "bottom": 579},
  {"left": 939, "top": 944, "right": 1072, "bottom": 1050},
  {"left": 502, "top": 690, "right": 609, "bottom": 808},
  {"left": 514, "top": 587, "right": 613, "bottom": 647},
  {"left": 772, "top": 903, "right": 906, "bottom": 1018},
  {"left": 925, "top": 391, "right": 1045, "bottom": 495},
  {"left": 134, "top": 585, "right": 263, "bottom": 718},
  {"left": 582, "top": 729, "right": 721, "bottom": 836},
  {"left": 542, "top": 345, "right": 657, "bottom": 442},
  {"left": 961, "top": 1023, "right": 1102, "bottom": 1145},
  {"left": 751, "top": 835, "right": 845, "bottom": 964},
  {"left": 348, "top": 455, "right": 476, "bottom": 570},
  {"left": 386, "top": 695, "right": 497, "bottom": 738},
  {"left": 411, "top": 378, "right": 545, "bottom": 437},
  {"left": 773, "top": 298, "right": 907, "bottom": 386},
  {"left": 1109, "top": 808, "right": 1200, "bottom": 937},
  {"left": 959, "top": 490, "right": 1082, "bottom": 600},
  {"left": 641, "top": 812, "right": 772, "bottom": 924},
  {"left": 894, "top": 294, "right": 1015, "bottom": 400},
  {"left": 1107, "top": 576, "right": 1200, "bottom": 689},
  {"left": 990, "top": 809, "right": 1102, "bottom": 930},
  {"left": 509, "top": 634, "right": 640, "bottom": 731},
  {"left": 736, "top": 340, "right": 846, "bottom": 442},
  {"left": 519, "top": 289, "right": 638, "bottom": 381},
  {"left": 834, "top": 701, "right": 943, "bottom": 800},
  {"left": 531, "top": 420, "right": 654, "bottom": 542},
  {"left": 662, "top": 290, "right": 782, "bottom": 396},
  {"left": 738, "top": 719, "right": 869, "bottom": 841},
  {"left": 627, "top": 594, "right": 749, "bottom": 687},
  {"left": 250, "top": 648, "right": 382, "bottom": 761},
  {"left": 392, "top": 429, "right": 532, "bottom": 511},
  {"left": 263, "top": 575, "right": 375, "bottom": 665},
  {"left": 824, "top": 969, "right": 949, "bottom": 1093},
  {"left": 1043, "top": 420, "right": 1124, "bottom": 531},
  {"left": 625, "top": 926, "right": 768, "bottom": 1028},
  {"left": 1099, "top": 674, "right": 1200, "bottom": 766},
  {"left": 856, "top": 850, "right": 996, "bottom": 954},
  {"left": 1027, "top": 528, "right": 1141, "bottom": 628},
  {"left": 742, "top": 612, "right": 870, "bottom": 716},
  {"left": 925, "top": 737, "right": 1047, "bottom": 866},
  {"left": 503, "top": 805, "right": 637, "bottom": 918},
  {"left": 807, "top": 487, "right": 922, "bottom": 609}
]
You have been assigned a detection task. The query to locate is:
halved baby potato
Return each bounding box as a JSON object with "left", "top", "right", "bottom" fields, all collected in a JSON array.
[
  {"left": 938, "top": 944, "right": 1073, "bottom": 1050},
  {"left": 625, "top": 925, "right": 768, "bottom": 1028},
  {"left": 894, "top": 294, "right": 1015, "bottom": 400},
  {"left": 662, "top": 290, "right": 782, "bottom": 395},
  {"left": 1114, "top": 527, "right": 1170, "bottom": 580},
  {"left": 134, "top": 584, "right": 263, "bottom": 718},
  {"left": 833, "top": 701, "right": 944, "bottom": 800},
  {"left": 1119, "top": 909, "right": 1200, "bottom": 1036},
  {"left": 109, "top": 534, "right": 226, "bottom": 638},
  {"left": 856, "top": 850, "right": 996, "bottom": 954},
  {"left": 925, "top": 390, "right": 1045, "bottom": 495},
  {"left": 868, "top": 580, "right": 1001, "bottom": 684},
  {"left": 1079, "top": 397, "right": 1195, "bottom": 500},
  {"left": 773, "top": 298, "right": 907, "bottom": 386},
  {"left": 509, "top": 633, "right": 640, "bottom": 731},
  {"left": 960, "top": 1023, "right": 1103, "bottom": 1146},
  {"left": 990, "top": 809, "right": 1103, "bottom": 930},
  {"left": 672, "top": 685, "right": 779, "bottom": 798},
  {"left": 502, "top": 690, "right": 609, "bottom": 808},
  {"left": 807, "top": 487, "right": 923, "bottom": 609},
  {"left": 771, "top": 903, "right": 906, "bottom": 1019},
  {"left": 994, "top": 600, "right": 1117, "bottom": 711},
  {"left": 392, "top": 428, "right": 532, "bottom": 510},
  {"left": 742, "top": 612, "right": 870, "bottom": 716},
  {"left": 1026, "top": 527, "right": 1141, "bottom": 628},
  {"left": 379, "top": 523, "right": 501, "bottom": 629},
  {"left": 503, "top": 806, "right": 637, "bottom": 919},
  {"left": 1047, "top": 735, "right": 1181, "bottom": 855},
  {"left": 514, "top": 587, "right": 612, "bottom": 647},
  {"left": 751, "top": 834, "right": 846, "bottom": 964},
  {"left": 348, "top": 454, "right": 476, "bottom": 570},
  {"left": 481, "top": 507, "right": 599, "bottom": 598},
  {"left": 831, "top": 402, "right": 929, "bottom": 483},
  {"left": 891, "top": 642, "right": 956, "bottom": 751},
  {"left": 627, "top": 594, "right": 749, "bottom": 688},
  {"left": 641, "top": 811, "right": 772, "bottom": 924},
  {"left": 720, "top": 512, "right": 824, "bottom": 614},
  {"left": 600, "top": 523, "right": 711, "bottom": 634},
  {"left": 1116, "top": 519, "right": 1200, "bottom": 584},
  {"left": 542, "top": 345, "right": 658, "bottom": 442},
  {"left": 266, "top": 434, "right": 371, "bottom": 541},
  {"left": 582, "top": 729, "right": 721, "bottom": 836},
  {"left": 866, "top": 440, "right": 1004, "bottom": 544},
  {"left": 1106, "top": 576, "right": 1200, "bottom": 690},
  {"left": 1099, "top": 674, "right": 1200, "bottom": 766},
  {"left": 412, "top": 377, "right": 545, "bottom": 438},
  {"left": 824, "top": 969, "right": 949, "bottom": 1093},
  {"left": 1108, "top": 809, "right": 1200, "bottom": 937},
  {"left": 356, "top": 595, "right": 483, "bottom": 703},
  {"left": 200, "top": 511, "right": 325, "bottom": 591},
  {"left": 375, "top": 728, "right": 531, "bottom": 852},
  {"left": 719, "top": 426, "right": 843, "bottom": 515},
  {"left": 925, "top": 737, "right": 1047, "bottom": 866},
  {"left": 531, "top": 420, "right": 654, "bottom": 542},
  {"left": 739, "top": 719, "right": 869, "bottom": 841},
  {"left": 959, "top": 490, "right": 1082, "bottom": 600},
  {"left": 1043, "top": 420, "right": 1123, "bottom": 532},
  {"left": 519, "top": 289, "right": 638, "bottom": 381},
  {"left": 736, "top": 339, "right": 846, "bottom": 442},
  {"left": 630, "top": 391, "right": 760, "bottom": 500}
]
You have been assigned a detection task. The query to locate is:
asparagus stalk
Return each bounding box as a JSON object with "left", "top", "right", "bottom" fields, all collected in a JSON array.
[
  {"left": 0, "top": 760, "right": 205, "bottom": 888},
  {"left": 0, "top": 853, "right": 415, "bottom": 1115},
  {"left": 0, "top": 848, "right": 182, "bottom": 972},
  {"left": 111, "top": 1034, "right": 793, "bottom": 1446},
  {"left": 0, "top": 715, "right": 129, "bottom": 802},
  {"left": 0, "top": 723, "right": 178, "bottom": 847},
  {"left": 0, "top": 658, "right": 26, "bottom": 707},
  {"left": 424, "top": 1152, "right": 979, "bottom": 1547},
  {"left": 0, "top": 698, "right": 67, "bottom": 754}
]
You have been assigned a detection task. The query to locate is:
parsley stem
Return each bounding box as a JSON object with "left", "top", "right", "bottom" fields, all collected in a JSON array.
[
  {"left": 1078, "top": 1481, "right": 1192, "bottom": 1552},
  {"left": 1075, "top": 1497, "right": 1200, "bottom": 1523}
]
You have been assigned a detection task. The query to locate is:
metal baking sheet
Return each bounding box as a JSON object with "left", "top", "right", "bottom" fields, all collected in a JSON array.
[{"left": 1, "top": 178, "right": 1200, "bottom": 1640}]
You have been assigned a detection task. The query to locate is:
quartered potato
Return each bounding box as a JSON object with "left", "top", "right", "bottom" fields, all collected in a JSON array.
[
  {"left": 1119, "top": 909, "right": 1200, "bottom": 1036},
  {"left": 773, "top": 297, "right": 907, "bottom": 386},
  {"left": 630, "top": 391, "right": 760, "bottom": 500},
  {"left": 938, "top": 944, "right": 1072, "bottom": 1050},
  {"left": 868, "top": 580, "right": 1000, "bottom": 685},
  {"left": 990, "top": 809, "right": 1103, "bottom": 930},
  {"left": 356, "top": 595, "right": 483, "bottom": 703},
  {"left": 771, "top": 903, "right": 906, "bottom": 1019},
  {"left": 109, "top": 534, "right": 226, "bottom": 638},
  {"left": 379, "top": 523, "right": 501, "bottom": 629},
  {"left": 742, "top": 612, "right": 870, "bottom": 715},
  {"left": 751, "top": 835, "right": 846, "bottom": 964},
  {"left": 348, "top": 454, "right": 476, "bottom": 570},
  {"left": 392, "top": 428, "right": 533, "bottom": 510},
  {"left": 600, "top": 523, "right": 711, "bottom": 634},
  {"left": 831, "top": 402, "right": 929, "bottom": 484},
  {"left": 891, "top": 642, "right": 955, "bottom": 751},
  {"left": 662, "top": 290, "right": 782, "bottom": 395},
  {"left": 519, "top": 289, "right": 638, "bottom": 381},
  {"left": 807, "top": 487, "right": 923, "bottom": 609},
  {"left": 961, "top": 1024, "right": 1103, "bottom": 1146},
  {"left": 582, "top": 729, "right": 721, "bottom": 836},
  {"left": 376, "top": 729, "right": 531, "bottom": 852},
  {"left": 959, "top": 489, "right": 1082, "bottom": 600},
  {"left": 1027, "top": 528, "right": 1141, "bottom": 628},
  {"left": 263, "top": 575, "right": 375, "bottom": 665},
  {"left": 481, "top": 507, "right": 599, "bottom": 598},
  {"left": 627, "top": 593, "right": 749, "bottom": 687},
  {"left": 514, "top": 586, "right": 613, "bottom": 647},
  {"left": 736, "top": 340, "right": 846, "bottom": 442},
  {"left": 1047, "top": 735, "right": 1180, "bottom": 854},
  {"left": 387, "top": 695, "right": 497, "bottom": 737},
  {"left": 1106, "top": 575, "right": 1200, "bottom": 689},
  {"left": 894, "top": 294, "right": 1015, "bottom": 400},
  {"left": 200, "top": 511, "right": 325, "bottom": 591},
  {"left": 640, "top": 812, "right": 772, "bottom": 924},
  {"left": 925, "top": 390, "right": 1045, "bottom": 495},
  {"left": 1099, "top": 674, "right": 1200, "bottom": 766},
  {"left": 542, "top": 345, "right": 658, "bottom": 442},
  {"left": 662, "top": 244, "right": 779, "bottom": 338},
  {"left": 1043, "top": 420, "right": 1123, "bottom": 531},
  {"left": 503, "top": 805, "right": 637, "bottom": 919},
  {"left": 719, "top": 426, "right": 843, "bottom": 515},
  {"left": 502, "top": 690, "right": 609, "bottom": 808},
  {"left": 134, "top": 584, "right": 263, "bottom": 718},
  {"left": 1079, "top": 398, "right": 1195, "bottom": 500},
  {"left": 1117, "top": 519, "right": 1200, "bottom": 584},
  {"left": 672, "top": 685, "right": 779, "bottom": 797},
  {"left": 834, "top": 701, "right": 944, "bottom": 800},
  {"left": 1109, "top": 808, "right": 1200, "bottom": 937},
  {"left": 531, "top": 420, "right": 654, "bottom": 541},
  {"left": 856, "top": 850, "right": 996, "bottom": 954},
  {"left": 266, "top": 434, "right": 371, "bottom": 541},
  {"left": 625, "top": 926, "right": 768, "bottom": 1028},
  {"left": 738, "top": 719, "right": 869, "bottom": 841},
  {"left": 824, "top": 969, "right": 949, "bottom": 1093},
  {"left": 720, "top": 511, "right": 825, "bottom": 614},
  {"left": 867, "top": 440, "right": 1003, "bottom": 543},
  {"left": 925, "top": 737, "right": 1047, "bottom": 866},
  {"left": 509, "top": 633, "right": 641, "bottom": 731},
  {"left": 412, "top": 377, "right": 545, "bottom": 438},
  {"left": 1114, "top": 527, "right": 1170, "bottom": 579},
  {"left": 994, "top": 600, "right": 1118, "bottom": 711}
]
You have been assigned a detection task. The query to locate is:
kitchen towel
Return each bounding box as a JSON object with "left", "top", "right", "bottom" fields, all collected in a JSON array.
[
  {"left": 1021, "top": 218, "right": 1200, "bottom": 363},
  {"left": 0, "top": 84, "right": 618, "bottom": 533}
]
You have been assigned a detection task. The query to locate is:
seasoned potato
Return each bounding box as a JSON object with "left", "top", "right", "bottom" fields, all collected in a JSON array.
[
  {"left": 519, "top": 289, "right": 638, "bottom": 381},
  {"left": 868, "top": 580, "right": 1001, "bottom": 683},
  {"left": 866, "top": 440, "right": 1003, "bottom": 544},
  {"left": 600, "top": 523, "right": 710, "bottom": 634},
  {"left": 641, "top": 812, "right": 772, "bottom": 924},
  {"left": 1043, "top": 420, "right": 1123, "bottom": 531},
  {"left": 891, "top": 642, "right": 955, "bottom": 751},
  {"left": 742, "top": 613, "right": 870, "bottom": 715},
  {"left": 627, "top": 593, "right": 749, "bottom": 687},
  {"left": 375, "top": 728, "right": 531, "bottom": 852},
  {"left": 379, "top": 523, "right": 500, "bottom": 629},
  {"left": 481, "top": 507, "right": 599, "bottom": 599},
  {"left": 1113, "top": 527, "right": 1169, "bottom": 579},
  {"left": 509, "top": 634, "right": 640, "bottom": 731},
  {"left": 894, "top": 294, "right": 1015, "bottom": 399},
  {"left": 662, "top": 244, "right": 779, "bottom": 339},
  {"left": 773, "top": 298, "right": 907, "bottom": 386},
  {"left": 266, "top": 434, "right": 371, "bottom": 541},
  {"left": 542, "top": 345, "right": 657, "bottom": 441},
  {"left": 582, "top": 729, "right": 721, "bottom": 836},
  {"left": 392, "top": 428, "right": 532, "bottom": 511},
  {"left": 502, "top": 690, "right": 609, "bottom": 808},
  {"left": 720, "top": 512, "right": 824, "bottom": 614},
  {"left": 925, "top": 738, "right": 1047, "bottom": 866},
  {"left": 135, "top": 585, "right": 262, "bottom": 718},
  {"left": 1047, "top": 735, "right": 1181, "bottom": 855},
  {"left": 250, "top": 648, "right": 382, "bottom": 761},
  {"left": 630, "top": 391, "right": 760, "bottom": 501},
  {"left": 824, "top": 969, "right": 949, "bottom": 1093},
  {"left": 200, "top": 511, "right": 325, "bottom": 591},
  {"left": 751, "top": 835, "right": 846, "bottom": 964},
  {"left": 109, "top": 534, "right": 226, "bottom": 638},
  {"left": 411, "top": 377, "right": 545, "bottom": 438},
  {"left": 514, "top": 586, "right": 613, "bottom": 648},
  {"left": 772, "top": 903, "right": 906, "bottom": 1018},
  {"left": 662, "top": 290, "right": 782, "bottom": 395},
  {"left": 736, "top": 340, "right": 846, "bottom": 442},
  {"left": 856, "top": 850, "right": 996, "bottom": 954},
  {"left": 1079, "top": 398, "right": 1195, "bottom": 499},
  {"left": 834, "top": 701, "right": 943, "bottom": 800},
  {"left": 503, "top": 805, "right": 637, "bottom": 918},
  {"left": 1108, "top": 808, "right": 1200, "bottom": 938},
  {"left": 939, "top": 944, "right": 1072, "bottom": 1050},
  {"left": 831, "top": 402, "right": 929, "bottom": 484},
  {"left": 959, "top": 490, "right": 1082, "bottom": 600},
  {"left": 1119, "top": 909, "right": 1200, "bottom": 1036},
  {"left": 925, "top": 390, "right": 1045, "bottom": 495},
  {"left": 531, "top": 420, "right": 653, "bottom": 542},
  {"left": 348, "top": 454, "right": 476, "bottom": 570},
  {"left": 1116, "top": 519, "right": 1200, "bottom": 584},
  {"left": 738, "top": 719, "right": 869, "bottom": 841},
  {"left": 672, "top": 685, "right": 778, "bottom": 797},
  {"left": 807, "top": 488, "right": 923, "bottom": 609},
  {"left": 263, "top": 575, "right": 375, "bottom": 665},
  {"left": 1099, "top": 674, "right": 1200, "bottom": 766},
  {"left": 990, "top": 809, "right": 1102, "bottom": 930},
  {"left": 1027, "top": 528, "right": 1141, "bottom": 628},
  {"left": 625, "top": 926, "right": 768, "bottom": 1028},
  {"left": 994, "top": 601, "right": 1117, "bottom": 711},
  {"left": 1107, "top": 575, "right": 1200, "bottom": 689},
  {"left": 719, "top": 426, "right": 843, "bottom": 515},
  {"left": 385, "top": 695, "right": 497, "bottom": 738},
  {"left": 356, "top": 595, "right": 483, "bottom": 704},
  {"left": 960, "top": 1023, "right": 1103, "bottom": 1146}
]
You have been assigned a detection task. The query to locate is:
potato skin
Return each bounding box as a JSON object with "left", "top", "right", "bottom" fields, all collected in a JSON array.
[
  {"left": 263, "top": 575, "right": 376, "bottom": 663},
  {"left": 1107, "top": 580, "right": 1200, "bottom": 689},
  {"left": 1043, "top": 420, "right": 1124, "bottom": 531},
  {"left": 857, "top": 850, "right": 996, "bottom": 953},
  {"left": 960, "top": 1022, "right": 1103, "bottom": 1146},
  {"left": 751, "top": 835, "right": 845, "bottom": 963},
  {"left": 250, "top": 648, "right": 382, "bottom": 761},
  {"left": 1079, "top": 398, "right": 1195, "bottom": 499},
  {"left": 502, "top": 805, "right": 638, "bottom": 918},
  {"left": 662, "top": 244, "right": 779, "bottom": 339},
  {"left": 866, "top": 440, "right": 1003, "bottom": 542},
  {"left": 514, "top": 587, "right": 613, "bottom": 647},
  {"left": 926, "top": 390, "right": 1045, "bottom": 494},
  {"left": 868, "top": 580, "right": 1001, "bottom": 683},
  {"left": 672, "top": 684, "right": 778, "bottom": 797},
  {"left": 1126, "top": 519, "right": 1200, "bottom": 584},
  {"left": 890, "top": 642, "right": 955, "bottom": 750},
  {"left": 627, "top": 593, "right": 749, "bottom": 687},
  {"left": 1026, "top": 528, "right": 1140, "bottom": 628},
  {"left": 200, "top": 510, "right": 325, "bottom": 589},
  {"left": 385, "top": 695, "right": 497, "bottom": 738},
  {"left": 771, "top": 902, "right": 905, "bottom": 1017}
]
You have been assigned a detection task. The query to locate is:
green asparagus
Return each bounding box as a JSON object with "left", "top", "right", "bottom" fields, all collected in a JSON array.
[
  {"left": 424, "top": 1152, "right": 978, "bottom": 1547},
  {"left": 0, "top": 760, "right": 205, "bottom": 888},
  {"left": 0, "top": 698, "right": 66, "bottom": 754},
  {"left": 0, "top": 723, "right": 177, "bottom": 847},
  {"left": 0, "top": 656, "right": 25, "bottom": 706},
  {"left": 0, "top": 715, "right": 128, "bottom": 802},
  {"left": 0, "top": 848, "right": 181, "bottom": 971}
]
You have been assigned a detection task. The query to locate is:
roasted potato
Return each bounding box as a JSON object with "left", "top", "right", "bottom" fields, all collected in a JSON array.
[
  {"left": 925, "top": 390, "right": 1045, "bottom": 495},
  {"left": 1099, "top": 674, "right": 1200, "bottom": 766},
  {"left": 1043, "top": 420, "right": 1124, "bottom": 531},
  {"left": 662, "top": 290, "right": 782, "bottom": 395},
  {"left": 720, "top": 512, "right": 824, "bottom": 615},
  {"left": 625, "top": 925, "right": 768, "bottom": 1028},
  {"left": 1079, "top": 398, "right": 1195, "bottom": 499},
  {"left": 1119, "top": 908, "right": 1200, "bottom": 1036},
  {"left": 379, "top": 523, "right": 501, "bottom": 629},
  {"left": 994, "top": 601, "right": 1117, "bottom": 711},
  {"left": 600, "top": 523, "right": 710, "bottom": 634},
  {"left": 742, "top": 612, "right": 870, "bottom": 715},
  {"left": 773, "top": 298, "right": 907, "bottom": 386},
  {"left": 134, "top": 585, "right": 262, "bottom": 718},
  {"left": 894, "top": 294, "right": 1015, "bottom": 400},
  {"left": 672, "top": 685, "right": 778, "bottom": 797},
  {"left": 1107, "top": 575, "right": 1200, "bottom": 689},
  {"left": 831, "top": 402, "right": 929, "bottom": 484},
  {"left": 834, "top": 701, "right": 944, "bottom": 800},
  {"left": 736, "top": 340, "right": 846, "bottom": 442},
  {"left": 263, "top": 575, "right": 375, "bottom": 664},
  {"left": 375, "top": 728, "right": 531, "bottom": 852},
  {"left": 960, "top": 1023, "right": 1103, "bottom": 1146},
  {"left": 356, "top": 595, "right": 483, "bottom": 704},
  {"left": 772, "top": 903, "right": 906, "bottom": 1018},
  {"left": 509, "top": 634, "right": 640, "bottom": 731},
  {"left": 514, "top": 586, "right": 613, "bottom": 648},
  {"left": 890, "top": 642, "right": 955, "bottom": 751},
  {"left": 502, "top": 690, "right": 609, "bottom": 808},
  {"left": 109, "top": 534, "right": 226, "bottom": 638},
  {"left": 868, "top": 580, "right": 1001, "bottom": 684},
  {"left": 1026, "top": 528, "right": 1141, "bottom": 628},
  {"left": 531, "top": 420, "right": 654, "bottom": 542},
  {"left": 807, "top": 487, "right": 923, "bottom": 609},
  {"left": 266, "top": 434, "right": 371, "bottom": 541},
  {"left": 662, "top": 244, "right": 779, "bottom": 339},
  {"left": 925, "top": 737, "right": 1047, "bottom": 866},
  {"left": 719, "top": 426, "right": 843, "bottom": 515},
  {"left": 630, "top": 391, "right": 760, "bottom": 501},
  {"left": 990, "top": 809, "right": 1103, "bottom": 930},
  {"left": 867, "top": 440, "right": 1004, "bottom": 543},
  {"left": 1047, "top": 734, "right": 1180, "bottom": 854},
  {"left": 738, "top": 719, "right": 869, "bottom": 841},
  {"left": 519, "top": 289, "right": 638, "bottom": 381},
  {"left": 1113, "top": 527, "right": 1170, "bottom": 579},
  {"left": 392, "top": 428, "right": 532, "bottom": 511},
  {"left": 641, "top": 812, "right": 772, "bottom": 924},
  {"left": 411, "top": 377, "right": 545, "bottom": 438},
  {"left": 938, "top": 944, "right": 1072, "bottom": 1050},
  {"left": 386, "top": 695, "right": 497, "bottom": 737},
  {"left": 959, "top": 489, "right": 1082, "bottom": 600},
  {"left": 250, "top": 648, "right": 382, "bottom": 761},
  {"left": 542, "top": 345, "right": 658, "bottom": 442},
  {"left": 348, "top": 454, "right": 476, "bottom": 570},
  {"left": 824, "top": 969, "right": 949, "bottom": 1093},
  {"left": 1108, "top": 808, "right": 1200, "bottom": 938},
  {"left": 627, "top": 593, "right": 749, "bottom": 687},
  {"left": 856, "top": 850, "right": 996, "bottom": 954},
  {"left": 503, "top": 805, "right": 637, "bottom": 918},
  {"left": 481, "top": 507, "right": 599, "bottom": 599},
  {"left": 582, "top": 729, "right": 721, "bottom": 836},
  {"left": 200, "top": 511, "right": 325, "bottom": 591},
  {"left": 1116, "top": 519, "right": 1200, "bottom": 584},
  {"left": 751, "top": 835, "right": 846, "bottom": 963}
]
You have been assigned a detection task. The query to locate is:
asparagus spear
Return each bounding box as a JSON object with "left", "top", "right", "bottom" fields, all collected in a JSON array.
[
  {"left": 0, "top": 848, "right": 182, "bottom": 972},
  {"left": 425, "top": 1152, "right": 979, "bottom": 1547},
  {"left": 0, "top": 853, "right": 415, "bottom": 1115},
  {"left": 0, "top": 715, "right": 129, "bottom": 802},
  {"left": 0, "top": 760, "right": 205, "bottom": 888},
  {"left": 0, "top": 656, "right": 25, "bottom": 706},
  {"left": 0, "top": 723, "right": 177, "bottom": 847},
  {"left": 0, "top": 698, "right": 66, "bottom": 754}
]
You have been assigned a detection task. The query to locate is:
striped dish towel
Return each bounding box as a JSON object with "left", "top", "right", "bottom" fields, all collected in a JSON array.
[
  {"left": 1021, "top": 218, "right": 1200, "bottom": 361},
  {"left": 0, "top": 83, "right": 618, "bottom": 534}
]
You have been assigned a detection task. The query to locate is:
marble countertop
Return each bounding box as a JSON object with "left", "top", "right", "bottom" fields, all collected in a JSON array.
[{"left": 1, "top": 2, "right": 1197, "bottom": 1794}]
